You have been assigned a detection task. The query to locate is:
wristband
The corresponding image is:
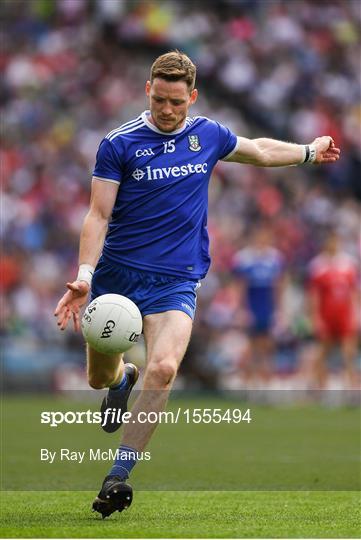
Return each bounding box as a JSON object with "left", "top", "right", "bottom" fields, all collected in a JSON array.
[
  {"left": 76, "top": 264, "right": 94, "bottom": 286},
  {"left": 302, "top": 144, "right": 317, "bottom": 164},
  {"left": 308, "top": 144, "right": 317, "bottom": 163}
]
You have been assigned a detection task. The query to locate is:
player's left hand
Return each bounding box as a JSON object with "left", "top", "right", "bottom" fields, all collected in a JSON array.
[
  {"left": 54, "top": 280, "right": 89, "bottom": 332},
  {"left": 311, "top": 136, "right": 340, "bottom": 164}
]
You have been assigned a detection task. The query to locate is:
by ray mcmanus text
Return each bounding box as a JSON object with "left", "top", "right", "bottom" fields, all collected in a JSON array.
[{"left": 40, "top": 448, "right": 151, "bottom": 464}]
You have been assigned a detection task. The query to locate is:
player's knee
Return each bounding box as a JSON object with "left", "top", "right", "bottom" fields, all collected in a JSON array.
[{"left": 147, "top": 358, "right": 178, "bottom": 387}]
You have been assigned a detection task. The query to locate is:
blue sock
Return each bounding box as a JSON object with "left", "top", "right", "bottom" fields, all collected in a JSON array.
[
  {"left": 109, "top": 445, "right": 138, "bottom": 480},
  {"left": 109, "top": 372, "right": 128, "bottom": 392}
]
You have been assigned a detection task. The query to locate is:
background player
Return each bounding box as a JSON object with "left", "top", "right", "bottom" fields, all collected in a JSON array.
[
  {"left": 233, "top": 223, "right": 285, "bottom": 384},
  {"left": 308, "top": 230, "right": 359, "bottom": 389},
  {"left": 54, "top": 50, "right": 340, "bottom": 517}
]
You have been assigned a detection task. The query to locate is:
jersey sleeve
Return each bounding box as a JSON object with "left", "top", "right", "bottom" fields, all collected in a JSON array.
[
  {"left": 93, "top": 138, "right": 124, "bottom": 183},
  {"left": 216, "top": 121, "right": 238, "bottom": 161}
]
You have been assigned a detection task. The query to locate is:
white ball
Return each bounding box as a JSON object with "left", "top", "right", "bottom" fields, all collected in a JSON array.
[{"left": 81, "top": 294, "right": 142, "bottom": 354}]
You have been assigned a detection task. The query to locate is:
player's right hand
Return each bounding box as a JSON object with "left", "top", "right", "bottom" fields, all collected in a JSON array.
[
  {"left": 54, "top": 280, "right": 89, "bottom": 332},
  {"left": 311, "top": 136, "right": 340, "bottom": 164}
]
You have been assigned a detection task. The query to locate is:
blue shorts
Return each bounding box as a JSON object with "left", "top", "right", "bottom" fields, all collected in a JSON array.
[{"left": 91, "top": 258, "right": 200, "bottom": 320}]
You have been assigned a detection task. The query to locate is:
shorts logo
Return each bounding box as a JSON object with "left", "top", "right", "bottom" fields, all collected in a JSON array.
[
  {"left": 188, "top": 135, "right": 201, "bottom": 152},
  {"left": 181, "top": 302, "right": 193, "bottom": 314},
  {"left": 135, "top": 147, "right": 154, "bottom": 157},
  {"left": 132, "top": 168, "right": 145, "bottom": 181}
]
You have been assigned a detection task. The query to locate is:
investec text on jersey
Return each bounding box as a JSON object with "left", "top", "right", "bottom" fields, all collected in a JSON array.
[{"left": 131, "top": 162, "right": 208, "bottom": 181}]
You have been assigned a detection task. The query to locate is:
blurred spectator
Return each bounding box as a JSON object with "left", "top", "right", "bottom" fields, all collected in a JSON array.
[
  {"left": 307, "top": 230, "right": 359, "bottom": 389},
  {"left": 232, "top": 223, "right": 286, "bottom": 384}
]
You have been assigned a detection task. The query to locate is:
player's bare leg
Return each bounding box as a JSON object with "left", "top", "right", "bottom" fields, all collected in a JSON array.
[
  {"left": 87, "top": 345, "right": 125, "bottom": 389},
  {"left": 89, "top": 345, "right": 140, "bottom": 518},
  {"left": 251, "top": 334, "right": 274, "bottom": 384},
  {"left": 296, "top": 342, "right": 319, "bottom": 389},
  {"left": 87, "top": 346, "right": 139, "bottom": 433},
  {"left": 340, "top": 336, "right": 358, "bottom": 388},
  {"left": 92, "top": 310, "right": 192, "bottom": 518},
  {"left": 240, "top": 338, "right": 253, "bottom": 387},
  {"left": 313, "top": 339, "right": 332, "bottom": 389},
  {"left": 121, "top": 309, "right": 193, "bottom": 451}
]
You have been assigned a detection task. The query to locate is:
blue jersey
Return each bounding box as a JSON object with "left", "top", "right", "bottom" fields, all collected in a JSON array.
[
  {"left": 233, "top": 247, "right": 284, "bottom": 320},
  {"left": 93, "top": 110, "right": 237, "bottom": 279}
]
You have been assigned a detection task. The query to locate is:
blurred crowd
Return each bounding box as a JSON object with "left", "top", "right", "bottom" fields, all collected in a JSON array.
[{"left": 1, "top": 0, "right": 360, "bottom": 388}]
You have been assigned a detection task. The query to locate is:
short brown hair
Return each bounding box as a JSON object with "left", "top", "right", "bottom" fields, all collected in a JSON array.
[{"left": 150, "top": 50, "right": 196, "bottom": 91}]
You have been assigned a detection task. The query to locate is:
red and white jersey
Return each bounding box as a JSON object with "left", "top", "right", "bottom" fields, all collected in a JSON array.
[{"left": 308, "top": 252, "right": 358, "bottom": 321}]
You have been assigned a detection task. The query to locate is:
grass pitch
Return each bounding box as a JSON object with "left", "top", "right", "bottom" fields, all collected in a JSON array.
[{"left": 1, "top": 490, "right": 360, "bottom": 538}]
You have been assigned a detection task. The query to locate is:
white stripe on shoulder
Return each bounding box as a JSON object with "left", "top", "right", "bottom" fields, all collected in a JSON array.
[
  {"left": 105, "top": 116, "right": 143, "bottom": 139},
  {"left": 107, "top": 115, "right": 142, "bottom": 133},
  {"left": 106, "top": 120, "right": 144, "bottom": 140},
  {"left": 108, "top": 121, "right": 145, "bottom": 141},
  {"left": 92, "top": 176, "right": 120, "bottom": 185},
  {"left": 109, "top": 118, "right": 144, "bottom": 135},
  {"left": 106, "top": 119, "right": 140, "bottom": 139}
]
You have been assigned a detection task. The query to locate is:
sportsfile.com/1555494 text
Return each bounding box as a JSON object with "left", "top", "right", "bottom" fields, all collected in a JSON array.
[{"left": 40, "top": 408, "right": 252, "bottom": 427}]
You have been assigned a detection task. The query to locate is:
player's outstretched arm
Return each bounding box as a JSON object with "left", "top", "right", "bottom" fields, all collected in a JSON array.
[
  {"left": 54, "top": 178, "right": 119, "bottom": 332},
  {"left": 226, "top": 136, "right": 340, "bottom": 167}
]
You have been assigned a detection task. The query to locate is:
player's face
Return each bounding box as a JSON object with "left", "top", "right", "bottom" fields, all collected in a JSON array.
[{"left": 146, "top": 78, "right": 198, "bottom": 132}]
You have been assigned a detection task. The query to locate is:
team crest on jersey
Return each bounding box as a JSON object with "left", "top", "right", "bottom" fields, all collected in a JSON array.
[{"left": 188, "top": 135, "right": 201, "bottom": 152}]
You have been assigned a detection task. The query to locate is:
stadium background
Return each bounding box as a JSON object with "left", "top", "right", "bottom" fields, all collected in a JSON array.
[
  {"left": 1, "top": 2, "right": 360, "bottom": 538},
  {"left": 1, "top": 0, "right": 360, "bottom": 392}
]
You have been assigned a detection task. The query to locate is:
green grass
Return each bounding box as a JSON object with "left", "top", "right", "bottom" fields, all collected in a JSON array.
[{"left": 1, "top": 490, "right": 360, "bottom": 538}]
